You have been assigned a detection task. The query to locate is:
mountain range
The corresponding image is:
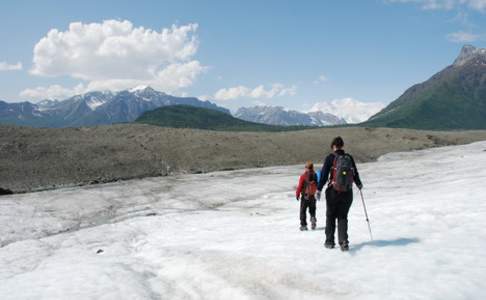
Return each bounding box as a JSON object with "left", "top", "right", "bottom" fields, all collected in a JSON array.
[
  {"left": 3, "top": 45, "right": 486, "bottom": 130},
  {"left": 0, "top": 87, "right": 229, "bottom": 128},
  {"left": 0, "top": 89, "right": 347, "bottom": 129},
  {"left": 234, "top": 106, "right": 346, "bottom": 127},
  {"left": 367, "top": 45, "right": 486, "bottom": 129}
]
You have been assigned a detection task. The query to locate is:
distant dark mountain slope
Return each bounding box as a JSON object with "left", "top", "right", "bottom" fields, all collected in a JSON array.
[
  {"left": 135, "top": 105, "right": 313, "bottom": 131},
  {"left": 0, "top": 87, "right": 229, "bottom": 128},
  {"left": 366, "top": 45, "right": 486, "bottom": 130},
  {"left": 235, "top": 106, "right": 346, "bottom": 126},
  {"left": 0, "top": 101, "right": 51, "bottom": 127}
]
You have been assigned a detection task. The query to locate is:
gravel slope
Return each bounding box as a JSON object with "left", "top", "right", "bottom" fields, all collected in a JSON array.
[{"left": 1, "top": 124, "right": 486, "bottom": 193}]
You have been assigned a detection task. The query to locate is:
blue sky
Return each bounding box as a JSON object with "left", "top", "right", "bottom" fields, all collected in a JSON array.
[{"left": 1, "top": 0, "right": 486, "bottom": 118}]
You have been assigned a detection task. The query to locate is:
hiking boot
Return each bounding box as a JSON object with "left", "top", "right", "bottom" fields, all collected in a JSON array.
[
  {"left": 310, "top": 217, "right": 316, "bottom": 230},
  {"left": 324, "top": 241, "right": 335, "bottom": 249},
  {"left": 299, "top": 225, "right": 308, "bottom": 231},
  {"left": 340, "top": 242, "right": 349, "bottom": 252}
]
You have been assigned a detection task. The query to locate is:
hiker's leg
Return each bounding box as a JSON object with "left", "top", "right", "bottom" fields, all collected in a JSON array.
[
  {"left": 337, "top": 190, "right": 353, "bottom": 245},
  {"left": 325, "top": 187, "right": 337, "bottom": 244},
  {"left": 300, "top": 198, "right": 307, "bottom": 226},
  {"left": 309, "top": 196, "right": 316, "bottom": 218},
  {"left": 309, "top": 196, "right": 317, "bottom": 228}
]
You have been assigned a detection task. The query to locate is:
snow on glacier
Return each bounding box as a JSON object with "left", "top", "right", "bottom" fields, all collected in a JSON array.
[{"left": 1, "top": 142, "right": 486, "bottom": 299}]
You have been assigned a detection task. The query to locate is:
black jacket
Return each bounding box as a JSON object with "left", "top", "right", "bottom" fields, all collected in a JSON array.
[{"left": 317, "top": 149, "right": 362, "bottom": 191}]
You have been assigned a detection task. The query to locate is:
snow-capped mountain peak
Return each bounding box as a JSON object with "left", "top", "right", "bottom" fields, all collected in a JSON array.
[
  {"left": 453, "top": 45, "right": 486, "bottom": 66},
  {"left": 129, "top": 85, "right": 150, "bottom": 92},
  {"left": 36, "top": 99, "right": 61, "bottom": 111},
  {"left": 86, "top": 97, "right": 108, "bottom": 111},
  {"left": 234, "top": 105, "right": 346, "bottom": 127},
  {"left": 127, "top": 86, "right": 168, "bottom": 101}
]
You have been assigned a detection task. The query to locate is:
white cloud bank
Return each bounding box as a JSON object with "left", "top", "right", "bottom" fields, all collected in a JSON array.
[
  {"left": 310, "top": 98, "right": 386, "bottom": 124},
  {"left": 20, "top": 84, "right": 86, "bottom": 100},
  {"left": 22, "top": 20, "right": 204, "bottom": 100},
  {"left": 386, "top": 0, "right": 486, "bottom": 11},
  {"left": 213, "top": 83, "right": 296, "bottom": 101},
  {"left": 0, "top": 61, "right": 22, "bottom": 71}
]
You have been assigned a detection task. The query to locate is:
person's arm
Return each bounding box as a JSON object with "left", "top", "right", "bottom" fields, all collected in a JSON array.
[
  {"left": 296, "top": 174, "right": 305, "bottom": 199},
  {"left": 317, "top": 154, "right": 333, "bottom": 192},
  {"left": 350, "top": 155, "right": 363, "bottom": 189}
]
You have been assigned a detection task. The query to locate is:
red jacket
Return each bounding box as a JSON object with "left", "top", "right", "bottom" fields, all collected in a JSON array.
[{"left": 296, "top": 170, "right": 317, "bottom": 198}]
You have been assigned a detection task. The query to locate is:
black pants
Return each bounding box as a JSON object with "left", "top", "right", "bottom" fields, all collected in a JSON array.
[
  {"left": 300, "top": 196, "right": 316, "bottom": 226},
  {"left": 325, "top": 187, "right": 353, "bottom": 245}
]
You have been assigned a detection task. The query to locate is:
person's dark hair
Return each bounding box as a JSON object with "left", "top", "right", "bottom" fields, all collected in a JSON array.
[{"left": 331, "top": 136, "right": 344, "bottom": 149}]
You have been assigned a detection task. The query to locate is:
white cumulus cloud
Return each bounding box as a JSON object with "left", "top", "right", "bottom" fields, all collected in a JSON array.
[
  {"left": 0, "top": 61, "right": 22, "bottom": 71},
  {"left": 310, "top": 98, "right": 386, "bottom": 124},
  {"left": 313, "top": 74, "right": 328, "bottom": 84},
  {"left": 446, "top": 31, "right": 481, "bottom": 42},
  {"left": 214, "top": 86, "right": 250, "bottom": 101},
  {"left": 213, "top": 83, "right": 296, "bottom": 101},
  {"left": 22, "top": 20, "right": 204, "bottom": 99}
]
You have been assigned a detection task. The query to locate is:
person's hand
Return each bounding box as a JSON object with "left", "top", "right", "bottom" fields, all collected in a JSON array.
[
  {"left": 357, "top": 183, "right": 363, "bottom": 190},
  {"left": 316, "top": 191, "right": 321, "bottom": 201},
  {"left": 296, "top": 195, "right": 300, "bottom": 201}
]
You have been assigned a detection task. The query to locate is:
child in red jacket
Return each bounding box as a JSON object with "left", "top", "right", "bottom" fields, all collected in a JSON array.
[{"left": 295, "top": 161, "right": 318, "bottom": 231}]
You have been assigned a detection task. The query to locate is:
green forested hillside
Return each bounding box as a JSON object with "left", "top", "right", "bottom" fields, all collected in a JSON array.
[
  {"left": 135, "top": 105, "right": 313, "bottom": 131},
  {"left": 366, "top": 45, "right": 486, "bottom": 130}
]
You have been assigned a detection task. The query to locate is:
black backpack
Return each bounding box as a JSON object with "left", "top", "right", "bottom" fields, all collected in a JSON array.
[{"left": 331, "top": 154, "right": 354, "bottom": 192}]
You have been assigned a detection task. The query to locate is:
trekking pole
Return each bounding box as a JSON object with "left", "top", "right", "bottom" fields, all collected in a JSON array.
[{"left": 359, "top": 189, "right": 373, "bottom": 241}]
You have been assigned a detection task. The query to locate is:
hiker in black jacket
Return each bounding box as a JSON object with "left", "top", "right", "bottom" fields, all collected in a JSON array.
[{"left": 316, "top": 136, "right": 363, "bottom": 251}]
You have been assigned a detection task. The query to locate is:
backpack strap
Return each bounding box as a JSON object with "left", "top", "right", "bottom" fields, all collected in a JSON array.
[
  {"left": 329, "top": 153, "right": 338, "bottom": 186},
  {"left": 301, "top": 171, "right": 308, "bottom": 197}
]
